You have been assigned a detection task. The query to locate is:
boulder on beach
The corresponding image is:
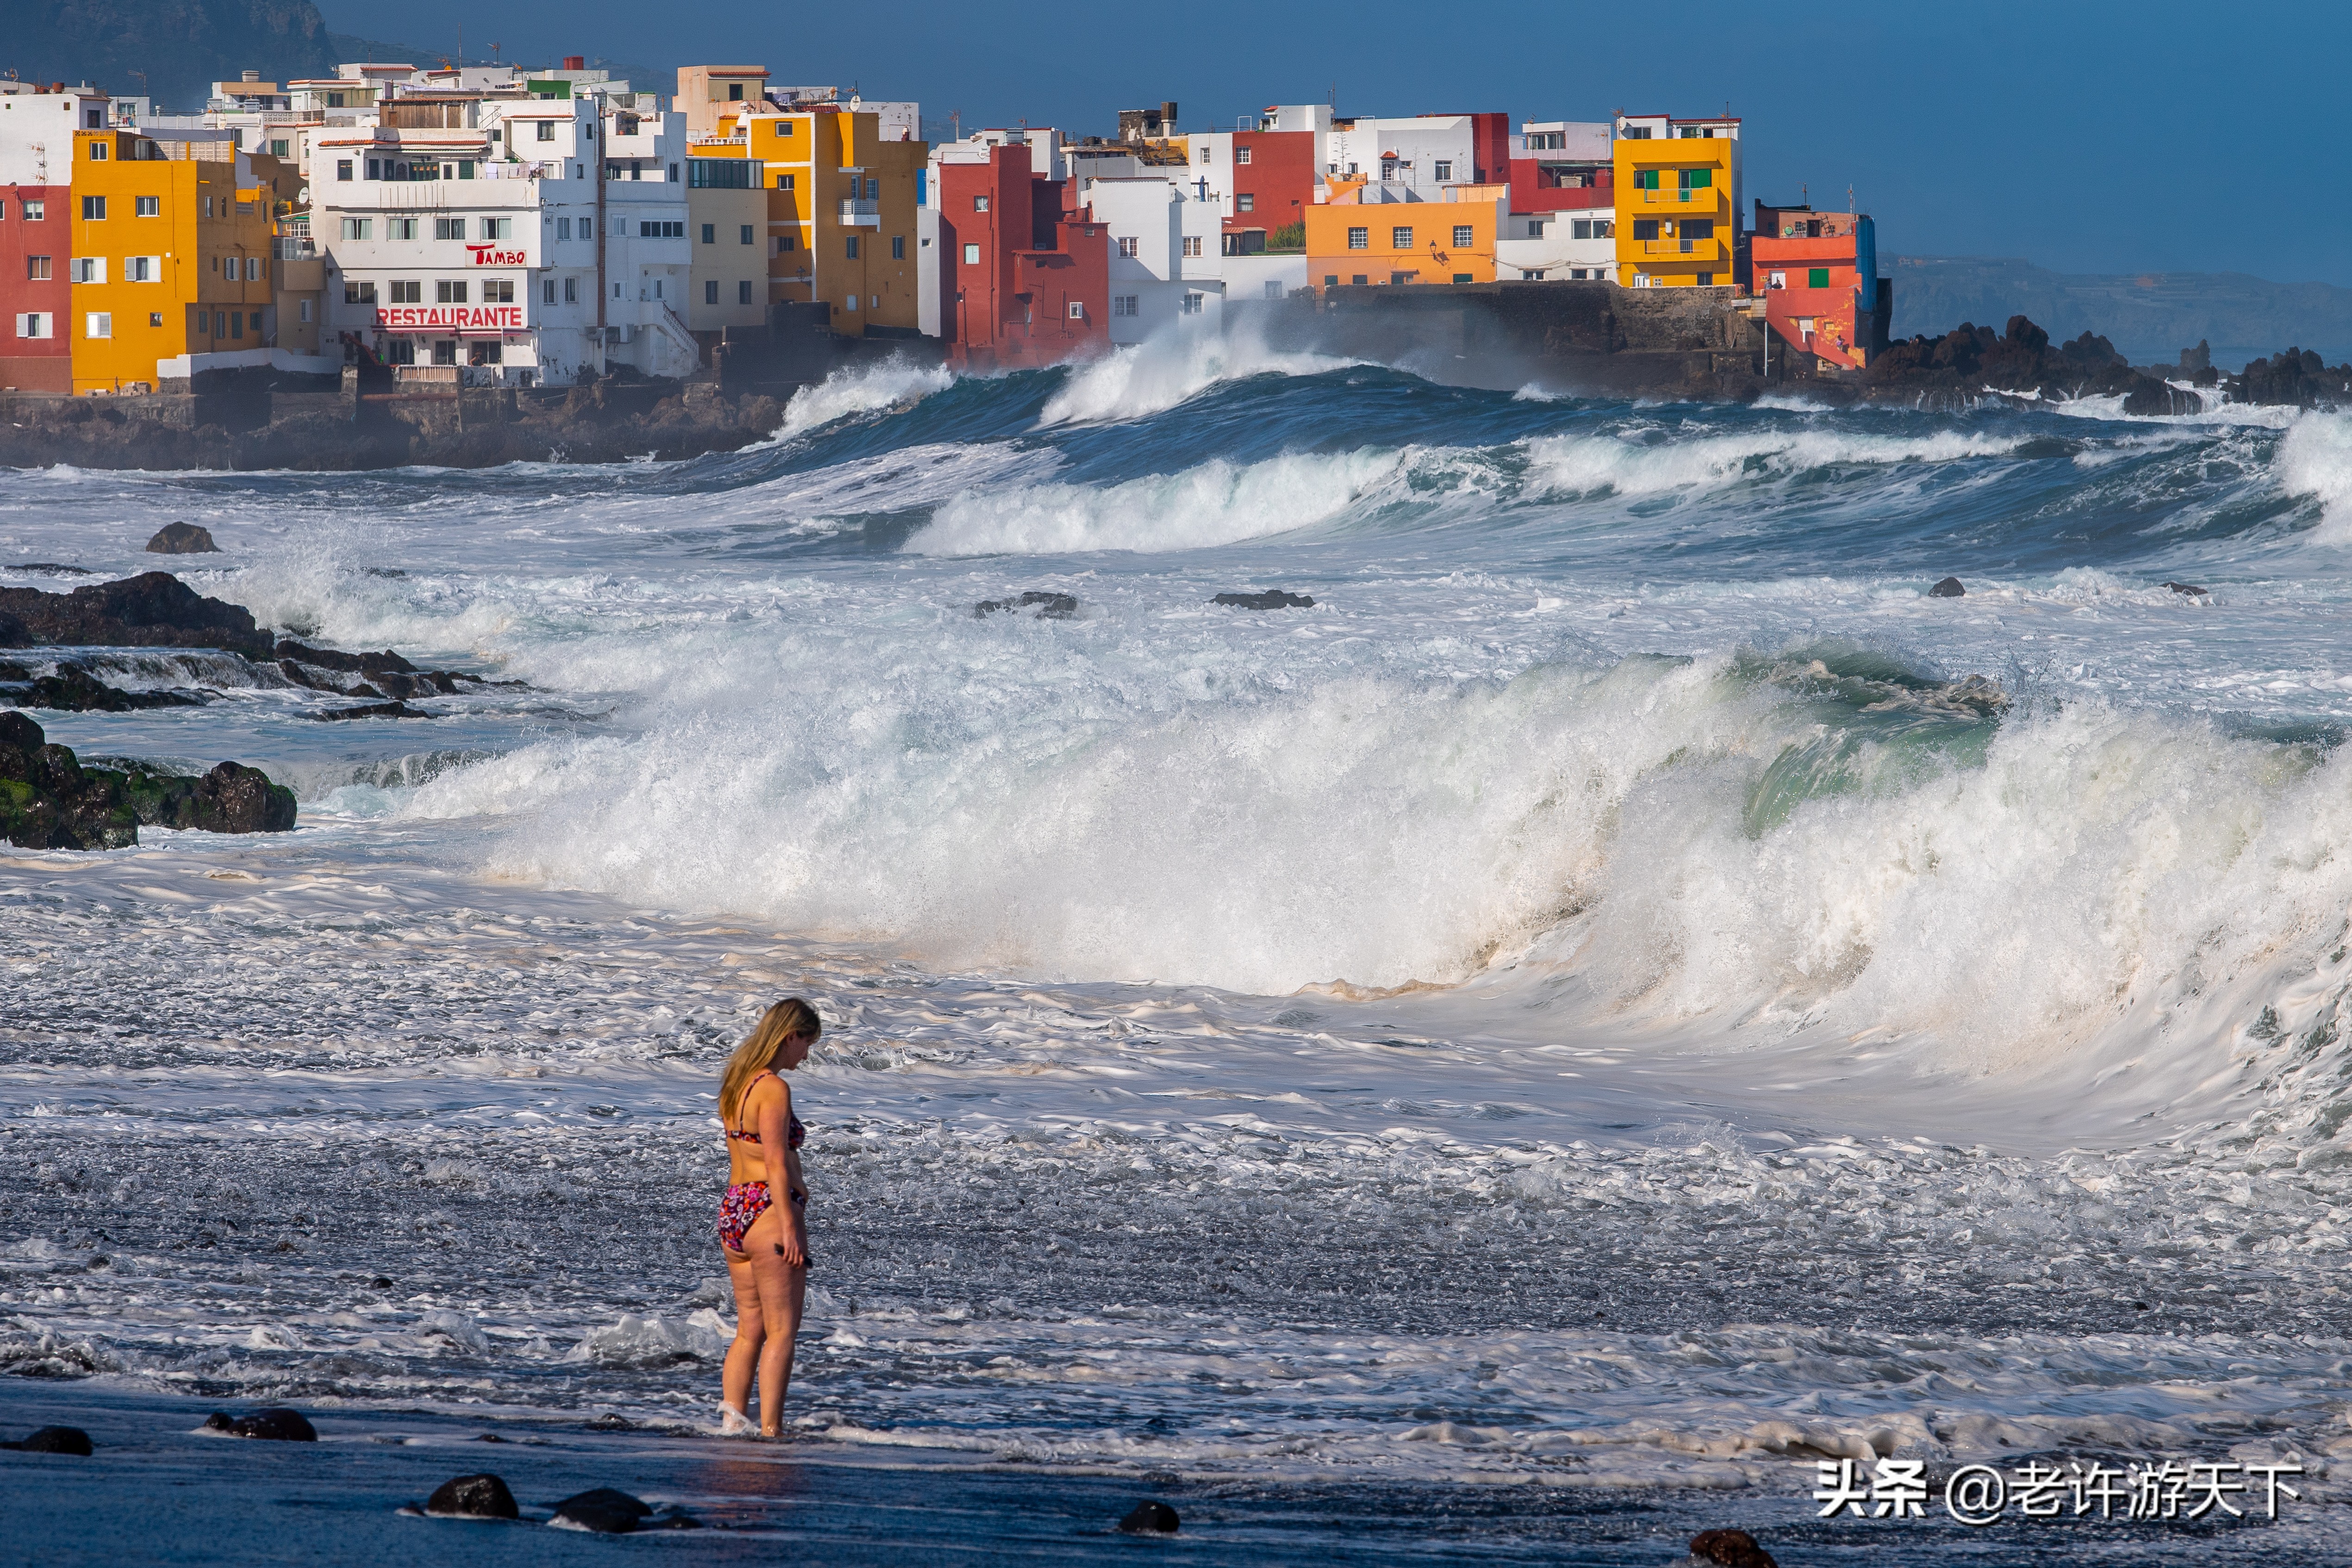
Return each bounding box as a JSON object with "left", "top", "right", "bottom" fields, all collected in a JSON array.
[
  {"left": 1688, "top": 1528, "right": 1777, "bottom": 1568},
  {"left": 425, "top": 1473, "right": 519, "bottom": 1520},
  {"left": 551, "top": 1487, "right": 651, "bottom": 1534},
  {"left": 3, "top": 1425, "right": 94, "bottom": 1456},
  {"left": 1928, "top": 577, "right": 1966, "bottom": 598},
  {"left": 0, "top": 572, "right": 269, "bottom": 655},
  {"left": 1213, "top": 590, "right": 1315, "bottom": 610},
  {"left": 274, "top": 639, "right": 418, "bottom": 676},
  {"left": 146, "top": 523, "right": 220, "bottom": 554},
  {"left": 202, "top": 1407, "right": 317, "bottom": 1442},
  {"left": 311, "top": 700, "right": 433, "bottom": 721},
  {"left": 1117, "top": 1500, "right": 1181, "bottom": 1535},
  {"left": 0, "top": 715, "right": 296, "bottom": 847},
  {"left": 975, "top": 591, "right": 1080, "bottom": 620},
  {"left": 8, "top": 666, "right": 210, "bottom": 713}
]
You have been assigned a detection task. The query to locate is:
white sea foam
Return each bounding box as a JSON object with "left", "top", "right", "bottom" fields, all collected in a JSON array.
[
  {"left": 2279, "top": 410, "right": 2352, "bottom": 542},
  {"left": 1524, "top": 425, "right": 2032, "bottom": 500},
  {"left": 778, "top": 357, "right": 958, "bottom": 438},
  {"left": 1037, "top": 319, "right": 1358, "bottom": 427}
]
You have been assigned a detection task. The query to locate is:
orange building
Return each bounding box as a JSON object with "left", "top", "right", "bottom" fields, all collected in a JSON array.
[
  {"left": 67, "top": 129, "right": 272, "bottom": 392},
  {"left": 1305, "top": 187, "right": 1503, "bottom": 290},
  {"left": 1752, "top": 201, "right": 1886, "bottom": 370}
]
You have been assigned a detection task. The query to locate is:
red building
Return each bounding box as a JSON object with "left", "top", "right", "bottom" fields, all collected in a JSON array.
[
  {"left": 1752, "top": 201, "right": 1889, "bottom": 370},
  {"left": 0, "top": 181, "right": 71, "bottom": 392},
  {"left": 1221, "top": 127, "right": 1316, "bottom": 253},
  {"left": 1508, "top": 125, "right": 1614, "bottom": 215},
  {"left": 936, "top": 144, "right": 1109, "bottom": 371}
]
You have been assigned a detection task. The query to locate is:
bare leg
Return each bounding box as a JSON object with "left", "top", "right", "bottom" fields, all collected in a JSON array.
[
  {"left": 740, "top": 1204, "right": 807, "bottom": 1434},
  {"left": 721, "top": 1245, "right": 765, "bottom": 1425}
]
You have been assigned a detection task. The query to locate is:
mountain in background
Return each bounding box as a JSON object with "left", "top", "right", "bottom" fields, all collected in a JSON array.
[
  {"left": 1888, "top": 256, "right": 2352, "bottom": 371},
  {"left": 6, "top": 0, "right": 336, "bottom": 111}
]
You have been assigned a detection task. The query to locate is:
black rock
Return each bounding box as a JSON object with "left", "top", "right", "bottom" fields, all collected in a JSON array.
[
  {"left": 551, "top": 1487, "right": 651, "bottom": 1534},
  {"left": 1213, "top": 590, "right": 1315, "bottom": 610},
  {"left": 0, "top": 572, "right": 268, "bottom": 654},
  {"left": 274, "top": 639, "right": 419, "bottom": 676},
  {"left": 311, "top": 700, "right": 431, "bottom": 721},
  {"left": 642, "top": 1507, "right": 704, "bottom": 1531},
  {"left": 0, "top": 712, "right": 139, "bottom": 850},
  {"left": 2163, "top": 581, "right": 2208, "bottom": 597},
  {"left": 975, "top": 591, "right": 1080, "bottom": 620},
  {"left": 13, "top": 667, "right": 209, "bottom": 713},
  {"left": 1928, "top": 577, "right": 1966, "bottom": 598},
  {"left": 203, "top": 1407, "right": 317, "bottom": 1442},
  {"left": 8, "top": 563, "right": 93, "bottom": 576},
  {"left": 0, "top": 612, "right": 28, "bottom": 648},
  {"left": 1689, "top": 1528, "right": 1777, "bottom": 1568},
  {"left": 369, "top": 1276, "right": 394, "bottom": 1289},
  {"left": 1118, "top": 1500, "right": 1181, "bottom": 1535},
  {"left": 3, "top": 1425, "right": 93, "bottom": 1456},
  {"left": 582, "top": 1412, "right": 633, "bottom": 1431},
  {"left": 425, "top": 1473, "right": 519, "bottom": 1520},
  {"left": 146, "top": 523, "right": 220, "bottom": 554}
]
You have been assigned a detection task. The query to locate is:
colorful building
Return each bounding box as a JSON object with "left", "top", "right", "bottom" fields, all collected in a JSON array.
[
  {"left": 68, "top": 128, "right": 273, "bottom": 392},
  {"left": 1612, "top": 114, "right": 1740, "bottom": 288},
  {"left": 935, "top": 143, "right": 1107, "bottom": 369},
  {"left": 1752, "top": 201, "right": 1886, "bottom": 370},
  {"left": 0, "top": 88, "right": 100, "bottom": 391},
  {"left": 1306, "top": 187, "right": 1504, "bottom": 291},
  {"left": 1183, "top": 105, "right": 1328, "bottom": 255}
]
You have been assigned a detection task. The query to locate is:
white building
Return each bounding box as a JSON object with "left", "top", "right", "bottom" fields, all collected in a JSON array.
[
  {"left": 1082, "top": 176, "right": 1226, "bottom": 342},
  {"left": 313, "top": 95, "right": 697, "bottom": 385}
]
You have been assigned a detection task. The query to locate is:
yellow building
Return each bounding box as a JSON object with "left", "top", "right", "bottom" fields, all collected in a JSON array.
[
  {"left": 706, "top": 105, "right": 925, "bottom": 337},
  {"left": 1612, "top": 126, "right": 1737, "bottom": 287},
  {"left": 1305, "top": 189, "right": 1503, "bottom": 291},
  {"left": 684, "top": 157, "right": 769, "bottom": 333},
  {"left": 68, "top": 129, "right": 272, "bottom": 392}
]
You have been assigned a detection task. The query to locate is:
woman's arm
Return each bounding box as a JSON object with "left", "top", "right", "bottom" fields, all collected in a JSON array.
[{"left": 757, "top": 1084, "right": 808, "bottom": 1266}]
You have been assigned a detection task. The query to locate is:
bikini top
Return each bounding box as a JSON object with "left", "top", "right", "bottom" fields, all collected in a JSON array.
[{"left": 725, "top": 1071, "right": 805, "bottom": 1149}]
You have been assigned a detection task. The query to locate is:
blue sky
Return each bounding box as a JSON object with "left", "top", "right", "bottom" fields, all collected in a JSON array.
[{"left": 325, "top": 0, "right": 2347, "bottom": 284}]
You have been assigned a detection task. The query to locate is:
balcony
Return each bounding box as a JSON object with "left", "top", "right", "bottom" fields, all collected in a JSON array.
[
  {"left": 836, "top": 198, "right": 879, "bottom": 226},
  {"left": 1635, "top": 239, "right": 1726, "bottom": 258},
  {"left": 1636, "top": 187, "right": 1722, "bottom": 206}
]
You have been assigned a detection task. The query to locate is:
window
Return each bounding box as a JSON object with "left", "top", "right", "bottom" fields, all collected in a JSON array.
[
  {"left": 1182, "top": 236, "right": 1201, "bottom": 257},
  {"left": 387, "top": 218, "right": 417, "bottom": 240},
  {"left": 1199, "top": 147, "right": 1211, "bottom": 165},
  {"left": 846, "top": 236, "right": 859, "bottom": 258},
  {"left": 1390, "top": 271, "right": 1414, "bottom": 285},
  {"left": 25, "top": 256, "right": 50, "bottom": 280},
  {"left": 544, "top": 278, "right": 556, "bottom": 304},
  {"left": 1392, "top": 226, "right": 1413, "bottom": 248},
  {"left": 1453, "top": 273, "right": 1471, "bottom": 284},
  {"left": 1434, "top": 160, "right": 1452, "bottom": 181},
  {"left": 1572, "top": 219, "right": 1592, "bottom": 240},
  {"left": 70, "top": 258, "right": 105, "bottom": 283},
  {"left": 383, "top": 337, "right": 415, "bottom": 365},
  {"left": 432, "top": 340, "right": 458, "bottom": 365},
  {"left": 1264, "top": 280, "right": 1282, "bottom": 299},
  {"left": 14, "top": 313, "right": 48, "bottom": 338},
  {"left": 564, "top": 276, "right": 578, "bottom": 303},
  {"left": 701, "top": 223, "right": 716, "bottom": 244},
  {"left": 1809, "top": 267, "right": 1831, "bottom": 289},
  {"left": 670, "top": 163, "right": 679, "bottom": 182},
  {"left": 744, "top": 224, "right": 756, "bottom": 245},
  {"left": 85, "top": 312, "right": 111, "bottom": 338},
  {"left": 1569, "top": 268, "right": 1587, "bottom": 280},
  {"left": 973, "top": 195, "right": 988, "bottom": 212},
  {"left": 22, "top": 199, "right": 44, "bottom": 220},
  {"left": 1454, "top": 224, "right": 1475, "bottom": 246},
  {"left": 1680, "top": 168, "right": 1712, "bottom": 188},
  {"left": 1067, "top": 300, "right": 1084, "bottom": 319},
  {"left": 120, "top": 254, "right": 151, "bottom": 280},
  {"left": 865, "top": 177, "right": 879, "bottom": 200},
  {"left": 537, "top": 121, "right": 555, "bottom": 142},
  {"left": 136, "top": 195, "right": 159, "bottom": 217},
  {"left": 1684, "top": 219, "right": 1714, "bottom": 241},
  {"left": 777, "top": 173, "right": 794, "bottom": 190},
  {"left": 481, "top": 218, "right": 510, "bottom": 240},
  {"left": 1632, "top": 218, "right": 1659, "bottom": 241},
  {"left": 81, "top": 195, "right": 106, "bottom": 220},
  {"left": 345, "top": 280, "right": 376, "bottom": 303},
  {"left": 890, "top": 234, "right": 904, "bottom": 259},
  {"left": 705, "top": 279, "right": 719, "bottom": 304},
  {"left": 558, "top": 216, "right": 572, "bottom": 240},
  {"left": 580, "top": 218, "right": 592, "bottom": 240},
  {"left": 844, "top": 293, "right": 858, "bottom": 311},
  {"left": 688, "top": 159, "right": 753, "bottom": 190},
  {"left": 1237, "top": 146, "right": 1251, "bottom": 165},
  {"left": 739, "top": 280, "right": 753, "bottom": 304},
  {"left": 1324, "top": 275, "right": 1338, "bottom": 288},
  {"left": 637, "top": 220, "right": 684, "bottom": 238},
  {"left": 778, "top": 233, "right": 798, "bottom": 253},
  {"left": 1767, "top": 270, "right": 1786, "bottom": 290},
  {"left": 1115, "top": 236, "right": 1139, "bottom": 259},
  {"left": 269, "top": 138, "right": 289, "bottom": 157},
  {"left": 1181, "top": 292, "right": 1204, "bottom": 314},
  {"left": 1351, "top": 274, "right": 1367, "bottom": 285},
  {"left": 202, "top": 195, "right": 213, "bottom": 217},
  {"left": 390, "top": 280, "right": 420, "bottom": 303},
  {"left": 1524, "top": 220, "right": 1544, "bottom": 238},
  {"left": 1697, "top": 272, "right": 1715, "bottom": 286},
  {"left": 774, "top": 121, "right": 794, "bottom": 137},
  {"left": 1634, "top": 168, "right": 1659, "bottom": 190},
  {"left": 1238, "top": 193, "right": 1254, "bottom": 212},
  {"left": 962, "top": 243, "right": 979, "bottom": 264},
  {"left": 436, "top": 218, "right": 465, "bottom": 240},
  {"left": 436, "top": 280, "right": 468, "bottom": 304},
  {"left": 1113, "top": 295, "right": 1137, "bottom": 317},
  {"left": 483, "top": 280, "right": 514, "bottom": 303},
  {"left": 229, "top": 311, "right": 243, "bottom": 338},
  {"left": 335, "top": 158, "right": 353, "bottom": 182},
  {"left": 88, "top": 142, "right": 108, "bottom": 162}
]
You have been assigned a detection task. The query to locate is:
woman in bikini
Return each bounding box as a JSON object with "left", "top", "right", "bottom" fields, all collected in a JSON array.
[{"left": 716, "top": 997, "right": 820, "bottom": 1437}]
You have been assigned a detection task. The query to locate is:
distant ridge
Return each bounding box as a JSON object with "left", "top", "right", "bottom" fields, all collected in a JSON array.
[
  {"left": 5, "top": 0, "right": 336, "bottom": 112},
  {"left": 1889, "top": 256, "right": 2352, "bottom": 371}
]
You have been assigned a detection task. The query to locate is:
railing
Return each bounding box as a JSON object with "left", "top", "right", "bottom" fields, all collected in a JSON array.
[
  {"left": 1637, "top": 239, "right": 1713, "bottom": 256},
  {"left": 836, "top": 198, "right": 879, "bottom": 224},
  {"left": 395, "top": 365, "right": 460, "bottom": 385},
  {"left": 1639, "top": 187, "right": 1717, "bottom": 205}
]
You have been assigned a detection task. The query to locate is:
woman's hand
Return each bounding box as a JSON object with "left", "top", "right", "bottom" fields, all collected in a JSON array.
[{"left": 772, "top": 1219, "right": 808, "bottom": 1267}]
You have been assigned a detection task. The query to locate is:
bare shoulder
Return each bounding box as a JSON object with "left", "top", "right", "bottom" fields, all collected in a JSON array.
[{"left": 747, "top": 1073, "right": 793, "bottom": 1117}]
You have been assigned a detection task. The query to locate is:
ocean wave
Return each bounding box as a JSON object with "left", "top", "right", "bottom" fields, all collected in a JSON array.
[
  {"left": 778, "top": 357, "right": 959, "bottom": 438},
  {"left": 1524, "top": 424, "right": 2035, "bottom": 500},
  {"left": 1037, "top": 319, "right": 1359, "bottom": 427},
  {"left": 2279, "top": 409, "right": 2352, "bottom": 542}
]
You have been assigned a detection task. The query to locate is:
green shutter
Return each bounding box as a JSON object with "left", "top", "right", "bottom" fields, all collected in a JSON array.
[
  {"left": 1809, "top": 268, "right": 1830, "bottom": 288},
  {"left": 1681, "top": 168, "right": 1711, "bottom": 189}
]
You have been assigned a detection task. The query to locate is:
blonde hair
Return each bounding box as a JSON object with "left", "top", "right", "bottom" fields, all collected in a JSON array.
[{"left": 719, "top": 997, "right": 822, "bottom": 1122}]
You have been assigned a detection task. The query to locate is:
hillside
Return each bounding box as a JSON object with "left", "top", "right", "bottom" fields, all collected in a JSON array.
[
  {"left": 1888, "top": 255, "right": 2352, "bottom": 371},
  {"left": 6, "top": 0, "right": 337, "bottom": 112}
]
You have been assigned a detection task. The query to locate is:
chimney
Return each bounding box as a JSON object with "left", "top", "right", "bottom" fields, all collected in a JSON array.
[
  {"left": 243, "top": 69, "right": 260, "bottom": 82},
  {"left": 1161, "top": 100, "right": 1177, "bottom": 131},
  {"left": 564, "top": 56, "right": 585, "bottom": 71}
]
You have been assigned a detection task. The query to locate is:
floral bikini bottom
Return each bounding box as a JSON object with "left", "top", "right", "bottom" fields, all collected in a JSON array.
[{"left": 716, "top": 1182, "right": 806, "bottom": 1255}]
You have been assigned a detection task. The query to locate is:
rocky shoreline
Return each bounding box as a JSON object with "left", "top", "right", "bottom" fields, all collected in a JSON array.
[{"left": 1, "top": 568, "right": 508, "bottom": 850}]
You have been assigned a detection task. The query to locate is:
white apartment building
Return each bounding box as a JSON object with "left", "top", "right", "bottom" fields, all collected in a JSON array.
[
  {"left": 1496, "top": 120, "right": 1615, "bottom": 280},
  {"left": 1083, "top": 176, "right": 1226, "bottom": 342},
  {"left": 1323, "top": 114, "right": 1479, "bottom": 195},
  {"left": 312, "top": 95, "right": 696, "bottom": 385}
]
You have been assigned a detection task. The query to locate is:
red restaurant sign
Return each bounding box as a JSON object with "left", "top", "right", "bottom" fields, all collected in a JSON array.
[
  {"left": 467, "top": 246, "right": 528, "bottom": 266},
  {"left": 372, "top": 305, "right": 526, "bottom": 331}
]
